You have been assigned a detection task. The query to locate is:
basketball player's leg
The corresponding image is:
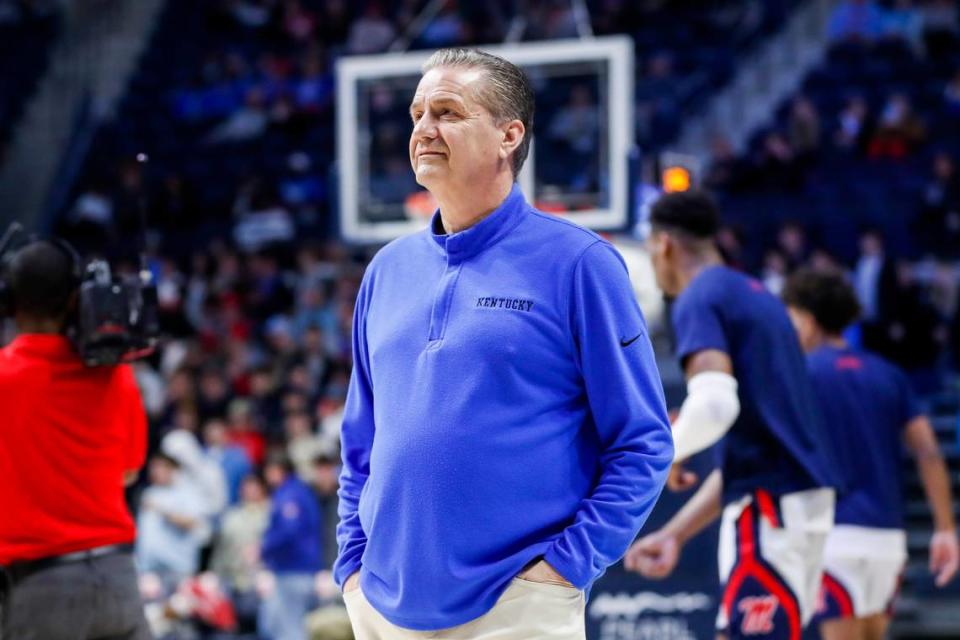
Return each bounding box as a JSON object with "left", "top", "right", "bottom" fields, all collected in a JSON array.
[
  {"left": 819, "top": 617, "right": 862, "bottom": 640},
  {"left": 860, "top": 613, "right": 890, "bottom": 640}
]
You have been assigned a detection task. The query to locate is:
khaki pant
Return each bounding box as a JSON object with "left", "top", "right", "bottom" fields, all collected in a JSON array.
[{"left": 344, "top": 578, "right": 586, "bottom": 640}]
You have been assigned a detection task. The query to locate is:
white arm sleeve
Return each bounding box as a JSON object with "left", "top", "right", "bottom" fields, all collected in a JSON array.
[{"left": 671, "top": 371, "right": 740, "bottom": 462}]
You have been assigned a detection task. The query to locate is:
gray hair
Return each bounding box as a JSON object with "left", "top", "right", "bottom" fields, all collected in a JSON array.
[{"left": 422, "top": 48, "right": 534, "bottom": 177}]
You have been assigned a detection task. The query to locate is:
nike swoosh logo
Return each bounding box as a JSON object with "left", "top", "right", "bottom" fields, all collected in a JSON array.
[{"left": 620, "top": 332, "right": 643, "bottom": 348}]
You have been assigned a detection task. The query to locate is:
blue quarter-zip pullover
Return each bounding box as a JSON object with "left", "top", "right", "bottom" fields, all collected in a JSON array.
[{"left": 334, "top": 185, "right": 673, "bottom": 630}]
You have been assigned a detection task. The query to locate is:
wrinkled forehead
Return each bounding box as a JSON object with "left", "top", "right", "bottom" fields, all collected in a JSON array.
[{"left": 410, "top": 66, "right": 488, "bottom": 109}]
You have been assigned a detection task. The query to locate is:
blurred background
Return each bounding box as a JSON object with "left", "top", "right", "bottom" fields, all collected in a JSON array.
[{"left": 0, "top": 0, "right": 959, "bottom": 638}]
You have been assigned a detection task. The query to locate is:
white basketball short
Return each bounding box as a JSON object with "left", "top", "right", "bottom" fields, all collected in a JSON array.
[
  {"left": 815, "top": 525, "right": 907, "bottom": 621},
  {"left": 716, "top": 487, "right": 835, "bottom": 640}
]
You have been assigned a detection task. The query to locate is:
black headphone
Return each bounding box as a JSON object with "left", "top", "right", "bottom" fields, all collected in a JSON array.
[{"left": 40, "top": 236, "right": 84, "bottom": 288}]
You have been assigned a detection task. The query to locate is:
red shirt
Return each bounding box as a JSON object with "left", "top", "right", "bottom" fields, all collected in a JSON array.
[{"left": 0, "top": 334, "right": 147, "bottom": 564}]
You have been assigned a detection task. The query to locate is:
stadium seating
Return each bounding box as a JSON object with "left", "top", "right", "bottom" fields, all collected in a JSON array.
[
  {"left": 716, "top": 36, "right": 960, "bottom": 266},
  {"left": 67, "top": 0, "right": 803, "bottom": 251}
]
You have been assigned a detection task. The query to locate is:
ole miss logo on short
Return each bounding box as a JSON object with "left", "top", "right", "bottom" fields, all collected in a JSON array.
[{"left": 738, "top": 595, "right": 780, "bottom": 635}]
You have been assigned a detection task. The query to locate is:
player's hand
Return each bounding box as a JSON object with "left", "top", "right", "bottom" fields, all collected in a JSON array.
[
  {"left": 517, "top": 559, "right": 574, "bottom": 587},
  {"left": 666, "top": 463, "right": 699, "bottom": 492},
  {"left": 623, "top": 530, "right": 680, "bottom": 579},
  {"left": 930, "top": 529, "right": 960, "bottom": 587},
  {"left": 343, "top": 571, "right": 361, "bottom": 594}
]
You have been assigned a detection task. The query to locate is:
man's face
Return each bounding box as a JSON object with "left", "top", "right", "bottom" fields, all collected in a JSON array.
[
  {"left": 149, "top": 457, "right": 175, "bottom": 486},
  {"left": 264, "top": 464, "right": 285, "bottom": 489},
  {"left": 408, "top": 66, "right": 512, "bottom": 192},
  {"left": 240, "top": 477, "right": 266, "bottom": 504},
  {"left": 645, "top": 230, "right": 679, "bottom": 297}
]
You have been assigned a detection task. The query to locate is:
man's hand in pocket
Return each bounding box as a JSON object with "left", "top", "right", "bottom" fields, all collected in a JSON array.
[
  {"left": 517, "top": 560, "right": 574, "bottom": 587},
  {"left": 343, "top": 572, "right": 361, "bottom": 593}
]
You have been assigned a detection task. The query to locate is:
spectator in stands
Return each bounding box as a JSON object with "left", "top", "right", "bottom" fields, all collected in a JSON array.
[
  {"left": 920, "top": 0, "right": 959, "bottom": 59},
  {"left": 286, "top": 361, "right": 316, "bottom": 399},
  {"left": 827, "top": 0, "right": 884, "bottom": 43},
  {"left": 248, "top": 253, "right": 295, "bottom": 321},
  {"left": 419, "top": 1, "right": 465, "bottom": 47},
  {"left": 834, "top": 95, "right": 872, "bottom": 152},
  {"left": 868, "top": 261, "right": 948, "bottom": 393},
  {"left": 204, "top": 417, "right": 253, "bottom": 505},
  {"left": 778, "top": 220, "right": 810, "bottom": 270},
  {"left": 228, "top": 398, "right": 267, "bottom": 465},
  {"left": 229, "top": 0, "right": 274, "bottom": 30},
  {"left": 756, "top": 130, "right": 805, "bottom": 190},
  {"left": 636, "top": 52, "right": 680, "bottom": 147},
  {"left": 281, "top": 0, "right": 315, "bottom": 43},
  {"left": 917, "top": 152, "right": 960, "bottom": 259},
  {"left": 703, "top": 135, "right": 747, "bottom": 193},
  {"left": 294, "top": 283, "right": 332, "bottom": 341},
  {"left": 311, "top": 453, "right": 341, "bottom": 569},
  {"left": 853, "top": 228, "right": 897, "bottom": 324},
  {"left": 944, "top": 68, "right": 960, "bottom": 116},
  {"left": 301, "top": 326, "right": 330, "bottom": 389},
  {"left": 761, "top": 248, "right": 789, "bottom": 295},
  {"left": 809, "top": 248, "right": 842, "bottom": 273},
  {"left": 346, "top": 4, "right": 395, "bottom": 55},
  {"left": 197, "top": 366, "right": 233, "bottom": 422},
  {"left": 285, "top": 410, "right": 324, "bottom": 481},
  {"left": 789, "top": 95, "right": 822, "bottom": 163},
  {"left": 317, "top": 0, "right": 351, "bottom": 47},
  {"left": 370, "top": 155, "right": 420, "bottom": 202},
  {"left": 264, "top": 314, "right": 300, "bottom": 373},
  {"left": 868, "top": 92, "right": 927, "bottom": 159},
  {"left": 233, "top": 193, "right": 296, "bottom": 254},
  {"left": 716, "top": 224, "right": 746, "bottom": 270},
  {"left": 259, "top": 453, "right": 322, "bottom": 640},
  {"left": 68, "top": 182, "right": 114, "bottom": 233},
  {"left": 549, "top": 84, "right": 600, "bottom": 156},
  {"left": 210, "top": 473, "right": 271, "bottom": 630},
  {"left": 158, "top": 367, "right": 196, "bottom": 429},
  {"left": 527, "top": 1, "right": 578, "bottom": 40},
  {"left": 548, "top": 84, "right": 600, "bottom": 191},
  {"left": 281, "top": 151, "right": 325, "bottom": 207},
  {"left": 294, "top": 53, "right": 333, "bottom": 114},
  {"left": 153, "top": 174, "right": 201, "bottom": 256},
  {"left": 205, "top": 88, "right": 269, "bottom": 144},
  {"left": 136, "top": 453, "right": 207, "bottom": 586},
  {"left": 880, "top": 0, "right": 924, "bottom": 52},
  {"left": 315, "top": 389, "right": 342, "bottom": 436},
  {"left": 161, "top": 428, "right": 229, "bottom": 545},
  {"left": 112, "top": 160, "right": 149, "bottom": 239}
]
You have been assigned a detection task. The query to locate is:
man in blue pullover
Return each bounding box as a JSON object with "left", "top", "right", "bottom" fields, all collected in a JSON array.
[
  {"left": 334, "top": 48, "right": 674, "bottom": 639},
  {"left": 260, "top": 454, "right": 322, "bottom": 640}
]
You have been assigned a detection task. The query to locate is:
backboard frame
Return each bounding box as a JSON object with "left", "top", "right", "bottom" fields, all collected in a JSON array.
[{"left": 335, "top": 36, "right": 634, "bottom": 244}]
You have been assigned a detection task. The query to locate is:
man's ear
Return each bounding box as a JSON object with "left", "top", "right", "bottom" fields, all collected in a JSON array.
[
  {"left": 660, "top": 232, "right": 675, "bottom": 260},
  {"left": 499, "top": 119, "right": 525, "bottom": 161}
]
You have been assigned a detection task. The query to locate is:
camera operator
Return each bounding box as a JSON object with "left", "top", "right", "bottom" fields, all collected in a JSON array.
[{"left": 0, "top": 240, "right": 151, "bottom": 639}]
